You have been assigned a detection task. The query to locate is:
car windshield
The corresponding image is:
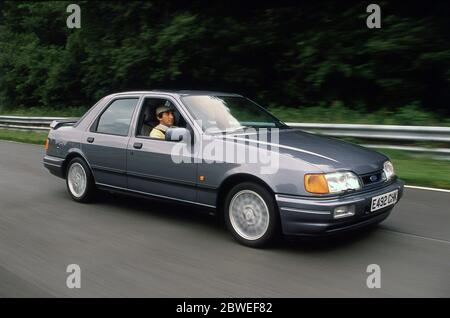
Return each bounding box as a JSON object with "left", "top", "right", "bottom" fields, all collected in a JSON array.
[{"left": 181, "top": 95, "right": 287, "bottom": 134}]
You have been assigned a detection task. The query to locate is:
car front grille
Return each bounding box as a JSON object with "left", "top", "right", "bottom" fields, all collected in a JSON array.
[{"left": 360, "top": 170, "right": 386, "bottom": 188}]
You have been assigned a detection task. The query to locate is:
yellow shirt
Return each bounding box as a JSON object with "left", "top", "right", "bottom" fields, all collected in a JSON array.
[{"left": 150, "top": 124, "right": 168, "bottom": 139}]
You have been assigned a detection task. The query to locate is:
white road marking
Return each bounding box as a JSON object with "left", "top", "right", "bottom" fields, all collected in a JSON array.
[
  {"left": 379, "top": 228, "right": 450, "bottom": 245},
  {"left": 405, "top": 185, "right": 450, "bottom": 193}
]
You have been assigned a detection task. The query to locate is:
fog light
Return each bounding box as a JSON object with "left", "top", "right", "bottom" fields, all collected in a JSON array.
[{"left": 334, "top": 205, "right": 355, "bottom": 219}]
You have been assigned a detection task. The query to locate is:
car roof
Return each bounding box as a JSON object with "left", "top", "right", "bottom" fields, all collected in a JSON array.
[{"left": 112, "top": 90, "right": 242, "bottom": 97}]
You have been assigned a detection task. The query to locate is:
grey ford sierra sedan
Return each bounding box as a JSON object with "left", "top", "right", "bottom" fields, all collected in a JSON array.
[{"left": 44, "top": 90, "right": 404, "bottom": 247}]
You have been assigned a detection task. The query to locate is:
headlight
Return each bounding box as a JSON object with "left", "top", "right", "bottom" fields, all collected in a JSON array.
[
  {"left": 383, "top": 161, "right": 395, "bottom": 180},
  {"left": 305, "top": 171, "right": 361, "bottom": 194}
]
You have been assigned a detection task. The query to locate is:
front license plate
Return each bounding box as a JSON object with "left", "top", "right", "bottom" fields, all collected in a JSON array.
[{"left": 371, "top": 189, "right": 398, "bottom": 212}]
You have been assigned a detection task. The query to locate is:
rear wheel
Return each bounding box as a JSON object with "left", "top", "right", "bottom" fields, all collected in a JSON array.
[
  {"left": 66, "top": 157, "right": 96, "bottom": 203},
  {"left": 224, "top": 182, "right": 279, "bottom": 248}
]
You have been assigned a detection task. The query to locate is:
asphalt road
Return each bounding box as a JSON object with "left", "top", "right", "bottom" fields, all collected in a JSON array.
[{"left": 0, "top": 140, "right": 449, "bottom": 297}]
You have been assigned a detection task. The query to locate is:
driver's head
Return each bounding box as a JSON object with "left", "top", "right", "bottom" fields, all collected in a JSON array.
[{"left": 156, "top": 102, "right": 174, "bottom": 127}]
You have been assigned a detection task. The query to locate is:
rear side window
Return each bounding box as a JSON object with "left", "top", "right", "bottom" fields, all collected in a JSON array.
[{"left": 95, "top": 98, "right": 138, "bottom": 136}]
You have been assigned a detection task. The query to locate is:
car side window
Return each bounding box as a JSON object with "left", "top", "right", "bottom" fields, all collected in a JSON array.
[
  {"left": 95, "top": 98, "right": 138, "bottom": 136},
  {"left": 136, "top": 97, "right": 188, "bottom": 138}
]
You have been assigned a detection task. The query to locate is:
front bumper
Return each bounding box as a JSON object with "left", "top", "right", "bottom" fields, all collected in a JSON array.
[{"left": 276, "top": 178, "right": 405, "bottom": 236}]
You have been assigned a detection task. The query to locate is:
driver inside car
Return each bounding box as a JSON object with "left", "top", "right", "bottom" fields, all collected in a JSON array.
[{"left": 150, "top": 101, "right": 176, "bottom": 139}]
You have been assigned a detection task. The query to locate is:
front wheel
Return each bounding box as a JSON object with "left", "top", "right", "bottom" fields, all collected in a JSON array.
[
  {"left": 65, "top": 157, "right": 96, "bottom": 203},
  {"left": 224, "top": 182, "right": 280, "bottom": 248}
]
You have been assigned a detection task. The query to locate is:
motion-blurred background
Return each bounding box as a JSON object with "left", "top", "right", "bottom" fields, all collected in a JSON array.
[
  {"left": 0, "top": 1, "right": 449, "bottom": 188},
  {"left": 0, "top": 2, "right": 449, "bottom": 298}
]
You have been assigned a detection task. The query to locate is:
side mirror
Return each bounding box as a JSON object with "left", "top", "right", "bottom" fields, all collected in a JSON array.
[{"left": 165, "top": 127, "right": 191, "bottom": 143}]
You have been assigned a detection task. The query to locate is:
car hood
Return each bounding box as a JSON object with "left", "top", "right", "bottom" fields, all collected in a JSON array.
[{"left": 228, "top": 129, "right": 388, "bottom": 175}]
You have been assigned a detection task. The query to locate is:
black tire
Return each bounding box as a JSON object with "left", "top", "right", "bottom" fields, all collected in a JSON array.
[
  {"left": 224, "top": 182, "right": 280, "bottom": 248},
  {"left": 65, "top": 157, "right": 96, "bottom": 203}
]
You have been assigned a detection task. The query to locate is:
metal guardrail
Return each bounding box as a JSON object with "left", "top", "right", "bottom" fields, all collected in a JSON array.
[
  {"left": 0, "top": 115, "right": 78, "bottom": 131},
  {"left": 0, "top": 116, "right": 449, "bottom": 158},
  {"left": 286, "top": 123, "right": 450, "bottom": 142},
  {"left": 285, "top": 123, "right": 450, "bottom": 158}
]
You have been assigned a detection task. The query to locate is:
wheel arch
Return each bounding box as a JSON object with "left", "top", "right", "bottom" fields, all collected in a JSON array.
[
  {"left": 216, "top": 173, "right": 276, "bottom": 217},
  {"left": 62, "top": 150, "right": 93, "bottom": 179}
]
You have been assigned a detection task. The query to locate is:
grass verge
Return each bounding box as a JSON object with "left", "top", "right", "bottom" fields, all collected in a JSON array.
[
  {"left": 0, "top": 129, "right": 48, "bottom": 145},
  {"left": 374, "top": 148, "right": 450, "bottom": 190},
  {"left": 269, "top": 104, "right": 450, "bottom": 126},
  {"left": 0, "top": 106, "right": 87, "bottom": 117},
  {"left": 1, "top": 103, "right": 450, "bottom": 126}
]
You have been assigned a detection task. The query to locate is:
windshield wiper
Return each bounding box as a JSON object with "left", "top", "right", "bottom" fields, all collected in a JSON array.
[{"left": 212, "top": 125, "right": 249, "bottom": 135}]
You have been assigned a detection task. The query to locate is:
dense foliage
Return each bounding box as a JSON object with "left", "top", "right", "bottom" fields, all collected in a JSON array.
[{"left": 0, "top": 1, "right": 449, "bottom": 116}]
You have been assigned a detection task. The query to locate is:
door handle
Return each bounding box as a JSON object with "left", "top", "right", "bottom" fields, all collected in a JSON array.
[
  {"left": 86, "top": 137, "right": 95, "bottom": 143},
  {"left": 133, "top": 142, "right": 143, "bottom": 149}
]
